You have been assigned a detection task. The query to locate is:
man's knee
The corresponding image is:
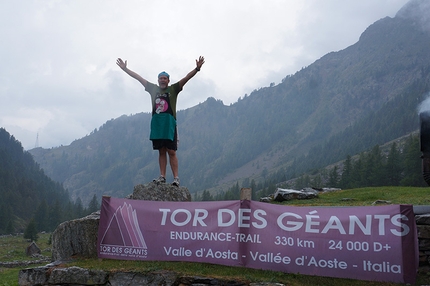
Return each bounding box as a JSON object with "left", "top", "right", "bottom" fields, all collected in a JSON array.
[{"left": 167, "top": 149, "right": 176, "bottom": 157}]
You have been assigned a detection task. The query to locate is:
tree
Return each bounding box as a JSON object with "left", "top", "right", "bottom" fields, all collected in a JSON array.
[
  {"left": 365, "top": 145, "right": 384, "bottom": 186},
  {"left": 385, "top": 142, "right": 402, "bottom": 185},
  {"left": 339, "top": 155, "right": 352, "bottom": 189},
  {"left": 24, "top": 219, "right": 38, "bottom": 242},
  {"left": 74, "top": 198, "right": 84, "bottom": 218},
  {"left": 401, "top": 135, "right": 424, "bottom": 186},
  {"left": 250, "top": 179, "right": 257, "bottom": 200},
  {"left": 327, "top": 166, "right": 339, "bottom": 187},
  {"left": 6, "top": 220, "right": 14, "bottom": 234},
  {"left": 311, "top": 174, "right": 322, "bottom": 188},
  {"left": 34, "top": 200, "right": 48, "bottom": 232},
  {"left": 88, "top": 195, "right": 100, "bottom": 213},
  {"left": 201, "top": 190, "right": 213, "bottom": 201},
  {"left": 48, "top": 200, "right": 63, "bottom": 231}
]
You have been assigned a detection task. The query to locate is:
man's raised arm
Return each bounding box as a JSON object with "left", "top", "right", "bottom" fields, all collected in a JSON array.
[
  {"left": 116, "top": 58, "right": 148, "bottom": 88},
  {"left": 179, "top": 56, "right": 205, "bottom": 89}
]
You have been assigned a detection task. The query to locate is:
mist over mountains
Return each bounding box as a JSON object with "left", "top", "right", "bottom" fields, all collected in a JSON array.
[{"left": 29, "top": 0, "right": 430, "bottom": 204}]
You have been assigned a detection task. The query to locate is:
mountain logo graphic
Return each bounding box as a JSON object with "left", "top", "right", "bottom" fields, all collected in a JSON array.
[{"left": 100, "top": 202, "right": 147, "bottom": 249}]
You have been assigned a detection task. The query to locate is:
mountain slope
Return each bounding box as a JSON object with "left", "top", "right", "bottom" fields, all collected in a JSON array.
[
  {"left": 0, "top": 128, "right": 72, "bottom": 233},
  {"left": 29, "top": 0, "right": 430, "bottom": 203}
]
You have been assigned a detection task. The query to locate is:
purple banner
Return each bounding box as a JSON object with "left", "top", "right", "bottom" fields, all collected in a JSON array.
[{"left": 97, "top": 197, "right": 418, "bottom": 284}]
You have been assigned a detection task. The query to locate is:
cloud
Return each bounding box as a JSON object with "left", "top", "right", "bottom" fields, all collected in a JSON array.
[{"left": 0, "top": 0, "right": 409, "bottom": 149}]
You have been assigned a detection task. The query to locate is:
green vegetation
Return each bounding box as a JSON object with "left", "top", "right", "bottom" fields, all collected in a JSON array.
[
  {"left": 278, "top": 186, "right": 430, "bottom": 207},
  {"left": 0, "top": 232, "right": 51, "bottom": 286},
  {"left": 0, "top": 128, "right": 99, "bottom": 236},
  {"left": 1, "top": 189, "right": 430, "bottom": 285},
  {"left": 0, "top": 233, "right": 51, "bottom": 262}
]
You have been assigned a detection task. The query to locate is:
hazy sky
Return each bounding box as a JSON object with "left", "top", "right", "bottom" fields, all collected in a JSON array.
[{"left": 0, "top": 0, "right": 409, "bottom": 150}]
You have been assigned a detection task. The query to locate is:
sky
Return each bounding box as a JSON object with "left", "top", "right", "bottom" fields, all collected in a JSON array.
[{"left": 0, "top": 0, "right": 410, "bottom": 150}]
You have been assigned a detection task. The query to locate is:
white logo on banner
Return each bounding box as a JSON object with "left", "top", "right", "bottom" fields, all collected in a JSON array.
[{"left": 99, "top": 202, "right": 148, "bottom": 258}]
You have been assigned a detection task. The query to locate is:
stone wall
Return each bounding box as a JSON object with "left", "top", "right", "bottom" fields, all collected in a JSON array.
[{"left": 416, "top": 212, "right": 430, "bottom": 266}]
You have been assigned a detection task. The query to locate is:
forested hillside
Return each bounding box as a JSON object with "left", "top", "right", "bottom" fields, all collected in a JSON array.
[
  {"left": 0, "top": 128, "right": 98, "bottom": 235},
  {"left": 29, "top": 0, "right": 430, "bottom": 204}
]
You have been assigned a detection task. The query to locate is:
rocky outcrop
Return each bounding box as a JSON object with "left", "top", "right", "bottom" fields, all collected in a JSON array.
[
  {"left": 126, "top": 183, "right": 191, "bottom": 201},
  {"left": 18, "top": 265, "right": 282, "bottom": 286},
  {"left": 273, "top": 187, "right": 319, "bottom": 201},
  {"left": 51, "top": 211, "right": 100, "bottom": 261},
  {"left": 260, "top": 187, "right": 340, "bottom": 203},
  {"left": 51, "top": 182, "right": 191, "bottom": 261}
]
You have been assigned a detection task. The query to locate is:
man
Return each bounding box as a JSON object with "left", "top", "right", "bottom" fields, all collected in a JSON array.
[{"left": 116, "top": 56, "right": 205, "bottom": 187}]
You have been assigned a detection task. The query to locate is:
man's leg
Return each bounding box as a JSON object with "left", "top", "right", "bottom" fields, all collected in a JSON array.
[
  {"left": 167, "top": 149, "right": 179, "bottom": 178},
  {"left": 158, "top": 147, "right": 168, "bottom": 177}
]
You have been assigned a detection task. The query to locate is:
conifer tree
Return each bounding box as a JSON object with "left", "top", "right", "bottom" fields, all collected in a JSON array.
[
  {"left": 48, "top": 200, "right": 63, "bottom": 231},
  {"left": 88, "top": 195, "right": 100, "bottom": 213},
  {"left": 385, "top": 142, "right": 402, "bottom": 185},
  {"left": 328, "top": 166, "right": 339, "bottom": 187},
  {"left": 24, "top": 219, "right": 38, "bottom": 242},
  {"left": 6, "top": 220, "right": 14, "bottom": 234},
  {"left": 401, "top": 135, "right": 424, "bottom": 186},
  {"left": 340, "top": 155, "right": 352, "bottom": 189},
  {"left": 202, "top": 190, "right": 214, "bottom": 201},
  {"left": 34, "top": 200, "right": 49, "bottom": 232}
]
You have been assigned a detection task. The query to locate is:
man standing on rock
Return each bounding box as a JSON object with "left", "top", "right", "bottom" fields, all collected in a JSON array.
[{"left": 116, "top": 56, "right": 205, "bottom": 187}]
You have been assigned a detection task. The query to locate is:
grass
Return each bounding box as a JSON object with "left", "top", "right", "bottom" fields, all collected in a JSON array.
[
  {"left": 1, "top": 187, "right": 430, "bottom": 285},
  {"left": 0, "top": 233, "right": 51, "bottom": 262},
  {"left": 277, "top": 186, "right": 430, "bottom": 206},
  {"left": 0, "top": 232, "right": 51, "bottom": 286}
]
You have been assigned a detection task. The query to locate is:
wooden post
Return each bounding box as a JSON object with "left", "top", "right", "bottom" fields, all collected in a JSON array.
[{"left": 240, "top": 188, "right": 252, "bottom": 200}]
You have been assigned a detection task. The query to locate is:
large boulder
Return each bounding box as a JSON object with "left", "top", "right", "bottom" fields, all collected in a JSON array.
[
  {"left": 51, "top": 182, "right": 191, "bottom": 261},
  {"left": 51, "top": 211, "right": 100, "bottom": 261},
  {"left": 127, "top": 182, "right": 191, "bottom": 201}
]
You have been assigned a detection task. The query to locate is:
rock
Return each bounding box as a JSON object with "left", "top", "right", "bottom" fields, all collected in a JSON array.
[
  {"left": 340, "top": 198, "right": 356, "bottom": 201},
  {"left": 417, "top": 214, "right": 430, "bottom": 225},
  {"left": 312, "top": 187, "right": 341, "bottom": 193},
  {"left": 177, "top": 276, "right": 247, "bottom": 285},
  {"left": 19, "top": 267, "right": 48, "bottom": 286},
  {"left": 0, "top": 257, "right": 50, "bottom": 268},
  {"left": 259, "top": 196, "right": 273, "bottom": 203},
  {"left": 273, "top": 188, "right": 318, "bottom": 202},
  {"left": 48, "top": 266, "right": 108, "bottom": 285},
  {"left": 19, "top": 266, "right": 108, "bottom": 286},
  {"left": 418, "top": 225, "right": 430, "bottom": 238},
  {"left": 371, "top": 200, "right": 392, "bottom": 205},
  {"left": 250, "top": 283, "right": 286, "bottom": 286},
  {"left": 25, "top": 241, "right": 41, "bottom": 256},
  {"left": 126, "top": 182, "right": 191, "bottom": 201},
  {"left": 109, "top": 270, "right": 178, "bottom": 286},
  {"left": 18, "top": 266, "right": 286, "bottom": 286},
  {"left": 51, "top": 211, "right": 100, "bottom": 261}
]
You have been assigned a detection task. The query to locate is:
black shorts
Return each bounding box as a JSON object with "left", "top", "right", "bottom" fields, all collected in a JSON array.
[{"left": 151, "top": 127, "right": 178, "bottom": 151}]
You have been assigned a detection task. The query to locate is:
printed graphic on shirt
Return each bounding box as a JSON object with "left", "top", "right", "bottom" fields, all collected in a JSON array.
[{"left": 155, "top": 95, "right": 169, "bottom": 114}]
